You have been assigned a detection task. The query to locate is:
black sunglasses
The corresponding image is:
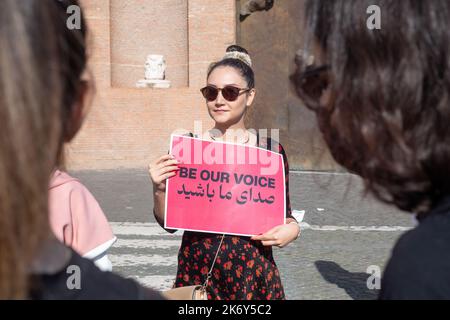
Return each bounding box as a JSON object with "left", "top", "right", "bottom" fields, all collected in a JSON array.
[
  {"left": 200, "top": 85, "right": 251, "bottom": 102},
  {"left": 291, "top": 64, "right": 330, "bottom": 105}
]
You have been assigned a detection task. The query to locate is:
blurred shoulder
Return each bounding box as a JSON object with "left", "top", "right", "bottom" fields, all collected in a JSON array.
[{"left": 380, "top": 213, "right": 450, "bottom": 299}]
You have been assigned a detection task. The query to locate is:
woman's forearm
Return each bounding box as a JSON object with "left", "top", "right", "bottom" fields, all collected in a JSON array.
[{"left": 153, "top": 189, "right": 166, "bottom": 225}]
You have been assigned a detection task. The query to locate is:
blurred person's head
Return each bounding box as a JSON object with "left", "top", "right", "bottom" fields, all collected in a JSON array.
[
  {"left": 201, "top": 45, "right": 256, "bottom": 131},
  {"left": 292, "top": 0, "right": 450, "bottom": 216},
  {"left": 0, "top": 0, "right": 91, "bottom": 298}
]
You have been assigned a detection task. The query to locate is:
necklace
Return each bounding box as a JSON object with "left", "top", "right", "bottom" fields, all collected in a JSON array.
[{"left": 209, "top": 130, "right": 250, "bottom": 144}]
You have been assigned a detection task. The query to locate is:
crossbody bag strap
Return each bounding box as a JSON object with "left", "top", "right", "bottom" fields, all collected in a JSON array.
[{"left": 202, "top": 234, "right": 225, "bottom": 290}]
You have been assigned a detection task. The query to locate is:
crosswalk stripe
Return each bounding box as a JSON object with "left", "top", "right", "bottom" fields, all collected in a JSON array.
[
  {"left": 110, "top": 222, "right": 181, "bottom": 237},
  {"left": 107, "top": 218, "right": 411, "bottom": 292},
  {"left": 300, "top": 222, "right": 412, "bottom": 232},
  {"left": 110, "top": 221, "right": 412, "bottom": 237},
  {"left": 109, "top": 254, "right": 177, "bottom": 267},
  {"left": 132, "top": 275, "right": 175, "bottom": 290},
  {"left": 113, "top": 238, "right": 181, "bottom": 249}
]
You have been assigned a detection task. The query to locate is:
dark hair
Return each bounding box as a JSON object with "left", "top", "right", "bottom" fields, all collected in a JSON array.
[
  {"left": 0, "top": 0, "right": 87, "bottom": 298},
  {"left": 298, "top": 0, "right": 450, "bottom": 216},
  {"left": 207, "top": 45, "right": 255, "bottom": 88}
]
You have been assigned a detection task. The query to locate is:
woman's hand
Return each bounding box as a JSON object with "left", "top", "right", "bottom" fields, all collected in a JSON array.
[
  {"left": 251, "top": 222, "right": 300, "bottom": 248},
  {"left": 148, "top": 154, "right": 180, "bottom": 192}
]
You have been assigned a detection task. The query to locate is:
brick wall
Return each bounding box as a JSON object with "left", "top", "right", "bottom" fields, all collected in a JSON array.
[
  {"left": 238, "top": 0, "right": 339, "bottom": 171},
  {"left": 67, "top": 0, "right": 236, "bottom": 169},
  {"left": 110, "top": 0, "right": 189, "bottom": 88}
]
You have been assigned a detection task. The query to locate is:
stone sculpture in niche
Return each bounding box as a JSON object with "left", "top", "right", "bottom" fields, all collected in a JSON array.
[
  {"left": 240, "top": 0, "right": 275, "bottom": 22},
  {"left": 136, "top": 54, "right": 171, "bottom": 88},
  {"left": 145, "top": 54, "right": 166, "bottom": 80}
]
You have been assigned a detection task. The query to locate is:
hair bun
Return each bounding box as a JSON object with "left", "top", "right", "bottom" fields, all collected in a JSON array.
[
  {"left": 223, "top": 45, "right": 252, "bottom": 67},
  {"left": 226, "top": 45, "right": 249, "bottom": 55}
]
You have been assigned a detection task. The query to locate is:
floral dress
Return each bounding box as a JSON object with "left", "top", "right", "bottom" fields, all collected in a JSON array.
[{"left": 172, "top": 137, "right": 294, "bottom": 300}]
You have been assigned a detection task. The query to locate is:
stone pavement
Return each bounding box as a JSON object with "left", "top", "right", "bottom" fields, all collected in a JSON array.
[{"left": 71, "top": 169, "right": 414, "bottom": 299}]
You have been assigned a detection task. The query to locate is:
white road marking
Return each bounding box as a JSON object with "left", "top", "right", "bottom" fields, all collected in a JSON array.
[
  {"left": 113, "top": 238, "right": 181, "bottom": 249},
  {"left": 107, "top": 217, "right": 412, "bottom": 292},
  {"left": 299, "top": 222, "right": 412, "bottom": 232},
  {"left": 109, "top": 254, "right": 177, "bottom": 267},
  {"left": 110, "top": 222, "right": 182, "bottom": 236},
  {"left": 132, "top": 275, "right": 175, "bottom": 290},
  {"left": 110, "top": 221, "right": 412, "bottom": 236}
]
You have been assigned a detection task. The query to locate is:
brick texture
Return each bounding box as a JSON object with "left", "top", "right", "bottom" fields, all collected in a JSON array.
[
  {"left": 238, "top": 0, "right": 338, "bottom": 170},
  {"left": 68, "top": 0, "right": 235, "bottom": 169}
]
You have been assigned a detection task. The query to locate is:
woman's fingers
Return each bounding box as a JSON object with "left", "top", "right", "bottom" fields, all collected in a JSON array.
[
  {"left": 148, "top": 155, "right": 179, "bottom": 192},
  {"left": 157, "top": 165, "right": 179, "bottom": 175},
  {"left": 251, "top": 226, "right": 280, "bottom": 241},
  {"left": 149, "top": 156, "right": 179, "bottom": 174},
  {"left": 155, "top": 154, "right": 175, "bottom": 165},
  {"left": 251, "top": 232, "right": 277, "bottom": 241},
  {"left": 148, "top": 155, "right": 173, "bottom": 172},
  {"left": 151, "top": 166, "right": 179, "bottom": 184},
  {"left": 261, "top": 240, "right": 283, "bottom": 247},
  {"left": 251, "top": 225, "right": 292, "bottom": 247},
  {"left": 159, "top": 171, "right": 177, "bottom": 180},
  {"left": 155, "top": 159, "right": 180, "bottom": 170},
  {"left": 150, "top": 158, "right": 179, "bottom": 171}
]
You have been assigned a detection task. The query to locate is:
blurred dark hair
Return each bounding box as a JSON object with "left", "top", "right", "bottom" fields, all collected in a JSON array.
[
  {"left": 0, "top": 0, "right": 87, "bottom": 298},
  {"left": 207, "top": 45, "right": 255, "bottom": 89},
  {"left": 296, "top": 0, "right": 450, "bottom": 216}
]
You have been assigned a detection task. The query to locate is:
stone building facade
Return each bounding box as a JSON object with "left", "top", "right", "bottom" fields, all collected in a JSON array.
[
  {"left": 70, "top": 0, "right": 337, "bottom": 171},
  {"left": 68, "top": 0, "right": 234, "bottom": 169}
]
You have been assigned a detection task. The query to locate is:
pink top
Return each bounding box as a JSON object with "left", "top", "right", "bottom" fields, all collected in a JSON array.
[{"left": 48, "top": 170, "right": 115, "bottom": 256}]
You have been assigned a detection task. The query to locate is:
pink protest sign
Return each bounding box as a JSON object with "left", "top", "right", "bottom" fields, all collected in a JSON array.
[{"left": 165, "top": 135, "right": 286, "bottom": 236}]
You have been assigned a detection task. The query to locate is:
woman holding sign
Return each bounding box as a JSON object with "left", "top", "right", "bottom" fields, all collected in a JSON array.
[{"left": 149, "top": 45, "right": 300, "bottom": 300}]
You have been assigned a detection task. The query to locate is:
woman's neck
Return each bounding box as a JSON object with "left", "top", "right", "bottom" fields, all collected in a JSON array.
[
  {"left": 210, "top": 122, "right": 256, "bottom": 146},
  {"left": 213, "top": 123, "right": 246, "bottom": 137}
]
